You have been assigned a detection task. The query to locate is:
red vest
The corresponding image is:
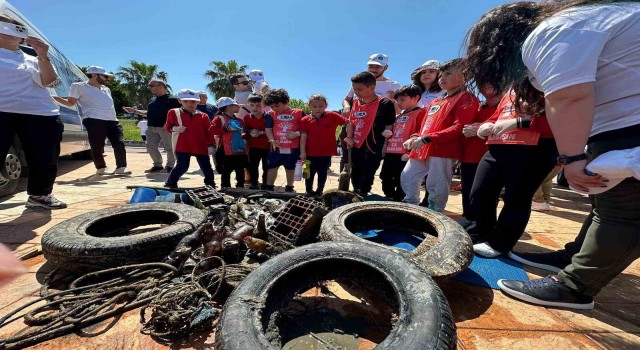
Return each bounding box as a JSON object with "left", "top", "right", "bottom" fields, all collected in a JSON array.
[
  {"left": 410, "top": 92, "right": 464, "bottom": 160},
  {"left": 349, "top": 97, "right": 381, "bottom": 149},
  {"left": 385, "top": 108, "right": 426, "bottom": 154},
  {"left": 272, "top": 109, "right": 304, "bottom": 148},
  {"left": 486, "top": 92, "right": 541, "bottom": 146}
]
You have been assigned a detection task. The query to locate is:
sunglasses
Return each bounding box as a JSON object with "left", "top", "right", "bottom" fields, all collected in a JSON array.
[
  {"left": 148, "top": 84, "right": 162, "bottom": 88},
  {"left": 236, "top": 81, "right": 250, "bottom": 86}
]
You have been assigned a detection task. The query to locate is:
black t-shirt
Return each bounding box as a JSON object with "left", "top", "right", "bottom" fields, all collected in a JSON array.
[
  {"left": 363, "top": 97, "right": 396, "bottom": 153},
  {"left": 147, "top": 94, "right": 181, "bottom": 127}
]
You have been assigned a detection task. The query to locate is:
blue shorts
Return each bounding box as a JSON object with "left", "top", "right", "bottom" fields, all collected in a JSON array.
[{"left": 268, "top": 148, "right": 300, "bottom": 170}]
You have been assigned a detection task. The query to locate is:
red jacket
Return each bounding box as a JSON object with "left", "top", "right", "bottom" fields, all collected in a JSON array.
[
  {"left": 164, "top": 108, "right": 214, "bottom": 155},
  {"left": 486, "top": 93, "right": 554, "bottom": 139},
  {"left": 410, "top": 91, "right": 479, "bottom": 161},
  {"left": 461, "top": 104, "right": 498, "bottom": 163}
]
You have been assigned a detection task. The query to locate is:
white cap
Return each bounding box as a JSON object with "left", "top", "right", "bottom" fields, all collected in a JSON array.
[
  {"left": 572, "top": 146, "right": 640, "bottom": 195},
  {"left": 421, "top": 60, "right": 441, "bottom": 70},
  {"left": 249, "top": 70, "right": 264, "bottom": 82},
  {"left": 216, "top": 97, "right": 238, "bottom": 108},
  {"left": 86, "top": 66, "right": 114, "bottom": 76},
  {"left": 176, "top": 89, "right": 200, "bottom": 101},
  {"left": 0, "top": 20, "right": 28, "bottom": 39},
  {"left": 148, "top": 78, "right": 167, "bottom": 87},
  {"left": 367, "top": 53, "right": 388, "bottom": 66}
]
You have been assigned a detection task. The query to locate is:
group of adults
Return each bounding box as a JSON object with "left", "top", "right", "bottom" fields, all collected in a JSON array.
[{"left": 0, "top": 0, "right": 639, "bottom": 312}]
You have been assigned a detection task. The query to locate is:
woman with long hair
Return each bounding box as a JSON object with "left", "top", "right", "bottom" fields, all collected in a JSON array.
[{"left": 466, "top": 0, "right": 640, "bottom": 310}]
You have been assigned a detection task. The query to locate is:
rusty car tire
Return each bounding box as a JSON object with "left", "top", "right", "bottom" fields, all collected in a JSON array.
[
  {"left": 319, "top": 201, "right": 473, "bottom": 278},
  {"left": 41, "top": 203, "right": 205, "bottom": 271},
  {"left": 215, "top": 242, "right": 456, "bottom": 350}
]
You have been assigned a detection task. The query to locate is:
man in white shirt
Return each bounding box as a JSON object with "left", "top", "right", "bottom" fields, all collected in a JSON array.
[
  {"left": 342, "top": 53, "right": 401, "bottom": 116},
  {"left": 54, "top": 66, "right": 130, "bottom": 175}
]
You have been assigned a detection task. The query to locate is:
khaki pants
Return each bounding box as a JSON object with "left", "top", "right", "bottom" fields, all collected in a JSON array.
[{"left": 532, "top": 166, "right": 562, "bottom": 203}]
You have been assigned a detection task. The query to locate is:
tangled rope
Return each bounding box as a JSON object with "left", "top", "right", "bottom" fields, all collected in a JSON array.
[{"left": 0, "top": 263, "right": 177, "bottom": 350}]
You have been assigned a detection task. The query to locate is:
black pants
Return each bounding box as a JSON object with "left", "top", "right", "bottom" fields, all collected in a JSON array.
[
  {"left": 468, "top": 138, "right": 558, "bottom": 253},
  {"left": 305, "top": 156, "right": 331, "bottom": 193},
  {"left": 380, "top": 153, "right": 406, "bottom": 200},
  {"left": 350, "top": 146, "right": 383, "bottom": 194},
  {"left": 221, "top": 154, "right": 248, "bottom": 188},
  {"left": 460, "top": 162, "right": 479, "bottom": 218},
  {"left": 166, "top": 152, "right": 215, "bottom": 187},
  {"left": 82, "top": 118, "right": 127, "bottom": 169},
  {"left": 0, "top": 112, "right": 63, "bottom": 196},
  {"left": 248, "top": 148, "right": 269, "bottom": 187}
]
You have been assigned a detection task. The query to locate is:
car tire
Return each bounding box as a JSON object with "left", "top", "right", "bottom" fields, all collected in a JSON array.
[
  {"left": 215, "top": 242, "right": 456, "bottom": 350},
  {"left": 41, "top": 203, "right": 206, "bottom": 271},
  {"left": 0, "top": 144, "right": 22, "bottom": 198},
  {"left": 319, "top": 201, "right": 473, "bottom": 278}
]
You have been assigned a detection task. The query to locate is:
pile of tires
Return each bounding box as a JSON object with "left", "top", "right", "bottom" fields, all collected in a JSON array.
[
  {"left": 215, "top": 242, "right": 456, "bottom": 350},
  {"left": 41, "top": 203, "right": 206, "bottom": 271},
  {"left": 320, "top": 201, "right": 473, "bottom": 278}
]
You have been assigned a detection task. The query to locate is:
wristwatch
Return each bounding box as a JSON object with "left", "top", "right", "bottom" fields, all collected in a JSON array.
[{"left": 557, "top": 153, "right": 587, "bottom": 165}]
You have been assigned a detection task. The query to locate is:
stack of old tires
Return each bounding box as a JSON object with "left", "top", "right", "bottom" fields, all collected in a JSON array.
[{"left": 215, "top": 202, "right": 472, "bottom": 350}]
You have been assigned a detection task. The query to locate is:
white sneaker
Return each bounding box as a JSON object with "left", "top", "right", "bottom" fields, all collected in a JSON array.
[
  {"left": 96, "top": 167, "right": 112, "bottom": 175},
  {"left": 473, "top": 242, "right": 502, "bottom": 258},
  {"left": 113, "top": 167, "right": 132, "bottom": 175},
  {"left": 531, "top": 201, "right": 551, "bottom": 211}
]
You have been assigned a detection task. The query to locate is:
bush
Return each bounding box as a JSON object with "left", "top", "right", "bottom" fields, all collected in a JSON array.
[{"left": 119, "top": 118, "right": 143, "bottom": 141}]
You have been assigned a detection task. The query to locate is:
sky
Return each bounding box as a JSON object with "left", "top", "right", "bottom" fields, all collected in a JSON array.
[{"left": 9, "top": 0, "right": 512, "bottom": 110}]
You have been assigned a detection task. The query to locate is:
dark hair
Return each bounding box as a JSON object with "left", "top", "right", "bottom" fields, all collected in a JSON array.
[
  {"left": 247, "top": 94, "right": 263, "bottom": 103},
  {"left": 411, "top": 67, "right": 442, "bottom": 94},
  {"left": 263, "top": 88, "right": 290, "bottom": 105},
  {"left": 394, "top": 84, "right": 422, "bottom": 99},
  {"left": 465, "top": 1, "right": 631, "bottom": 115},
  {"left": 229, "top": 73, "right": 248, "bottom": 85},
  {"left": 350, "top": 71, "right": 376, "bottom": 86},
  {"left": 440, "top": 58, "right": 466, "bottom": 74},
  {"left": 308, "top": 94, "right": 328, "bottom": 104}
]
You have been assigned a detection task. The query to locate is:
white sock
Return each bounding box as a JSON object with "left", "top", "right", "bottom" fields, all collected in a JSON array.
[{"left": 473, "top": 242, "right": 502, "bottom": 258}]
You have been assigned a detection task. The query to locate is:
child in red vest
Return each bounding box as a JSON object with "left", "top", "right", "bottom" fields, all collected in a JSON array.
[
  {"left": 263, "top": 89, "right": 306, "bottom": 192},
  {"left": 457, "top": 84, "right": 503, "bottom": 228},
  {"left": 380, "top": 85, "right": 426, "bottom": 201},
  {"left": 400, "top": 59, "right": 479, "bottom": 211},
  {"left": 211, "top": 97, "right": 248, "bottom": 189},
  {"left": 300, "top": 94, "right": 346, "bottom": 196},
  {"left": 244, "top": 94, "right": 270, "bottom": 190},
  {"left": 164, "top": 89, "right": 216, "bottom": 188},
  {"left": 344, "top": 72, "right": 396, "bottom": 195}
]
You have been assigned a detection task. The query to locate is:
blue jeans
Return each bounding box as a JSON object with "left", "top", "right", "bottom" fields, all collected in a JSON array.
[{"left": 166, "top": 152, "right": 215, "bottom": 187}]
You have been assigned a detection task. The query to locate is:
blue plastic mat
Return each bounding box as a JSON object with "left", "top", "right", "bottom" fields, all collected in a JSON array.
[
  {"left": 354, "top": 228, "right": 529, "bottom": 289},
  {"left": 129, "top": 187, "right": 188, "bottom": 204}
]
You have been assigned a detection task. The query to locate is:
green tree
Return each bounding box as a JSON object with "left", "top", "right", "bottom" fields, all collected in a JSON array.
[
  {"left": 79, "top": 67, "right": 131, "bottom": 115},
  {"left": 204, "top": 60, "right": 248, "bottom": 99},
  {"left": 288, "top": 98, "right": 311, "bottom": 114},
  {"left": 116, "top": 60, "right": 170, "bottom": 106}
]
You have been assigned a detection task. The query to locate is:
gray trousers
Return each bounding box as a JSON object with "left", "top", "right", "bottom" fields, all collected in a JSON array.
[
  {"left": 145, "top": 126, "right": 175, "bottom": 168},
  {"left": 558, "top": 134, "right": 640, "bottom": 296},
  {"left": 401, "top": 157, "right": 454, "bottom": 211}
]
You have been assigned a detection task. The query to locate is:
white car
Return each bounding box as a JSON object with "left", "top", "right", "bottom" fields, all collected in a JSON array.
[{"left": 1, "top": 0, "right": 90, "bottom": 197}]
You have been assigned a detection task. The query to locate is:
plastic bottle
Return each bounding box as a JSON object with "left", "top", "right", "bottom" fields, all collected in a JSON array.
[
  {"left": 293, "top": 160, "right": 303, "bottom": 181},
  {"left": 302, "top": 160, "right": 311, "bottom": 179}
]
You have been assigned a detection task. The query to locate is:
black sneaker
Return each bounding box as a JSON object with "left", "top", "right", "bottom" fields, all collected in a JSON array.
[
  {"left": 164, "top": 182, "right": 177, "bottom": 189},
  {"left": 508, "top": 251, "right": 571, "bottom": 274},
  {"left": 498, "top": 275, "right": 594, "bottom": 310},
  {"left": 285, "top": 185, "right": 295, "bottom": 193},
  {"left": 249, "top": 185, "right": 260, "bottom": 190},
  {"left": 164, "top": 166, "right": 174, "bottom": 173},
  {"left": 26, "top": 194, "right": 67, "bottom": 210},
  {"left": 145, "top": 166, "right": 164, "bottom": 173}
]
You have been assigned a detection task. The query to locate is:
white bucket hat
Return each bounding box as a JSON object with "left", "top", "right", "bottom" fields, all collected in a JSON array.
[
  {"left": 249, "top": 70, "right": 264, "bottom": 82},
  {"left": 216, "top": 97, "right": 238, "bottom": 108},
  {"left": 574, "top": 146, "right": 640, "bottom": 194},
  {"left": 176, "top": 89, "right": 200, "bottom": 101},
  {"left": 421, "top": 60, "right": 441, "bottom": 70},
  {"left": 367, "top": 53, "right": 388, "bottom": 66},
  {"left": 0, "top": 20, "right": 28, "bottom": 39},
  {"left": 86, "top": 66, "right": 114, "bottom": 76}
]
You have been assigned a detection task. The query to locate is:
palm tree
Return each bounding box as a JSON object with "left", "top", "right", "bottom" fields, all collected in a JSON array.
[
  {"left": 117, "top": 60, "right": 171, "bottom": 106},
  {"left": 204, "top": 60, "right": 248, "bottom": 99}
]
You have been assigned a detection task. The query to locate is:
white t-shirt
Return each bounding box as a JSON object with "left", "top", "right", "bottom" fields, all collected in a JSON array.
[
  {"left": 418, "top": 90, "right": 446, "bottom": 108},
  {"left": 137, "top": 120, "right": 148, "bottom": 135},
  {"left": 69, "top": 82, "right": 117, "bottom": 121},
  {"left": 0, "top": 48, "right": 59, "bottom": 116},
  {"left": 522, "top": 3, "right": 640, "bottom": 137},
  {"left": 346, "top": 78, "right": 401, "bottom": 100}
]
